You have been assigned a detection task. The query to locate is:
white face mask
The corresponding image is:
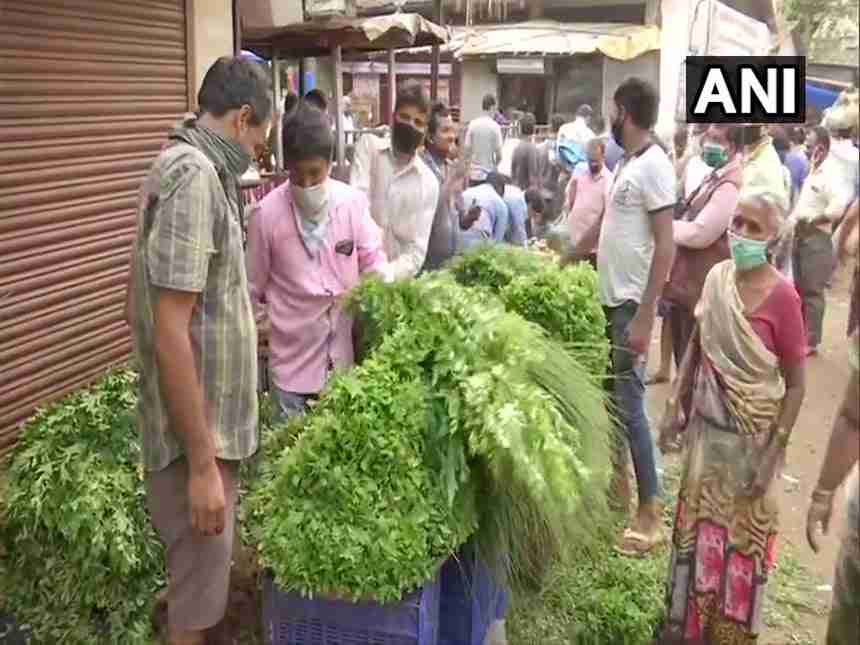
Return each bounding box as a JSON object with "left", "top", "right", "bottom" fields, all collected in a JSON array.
[{"left": 292, "top": 181, "right": 329, "bottom": 221}]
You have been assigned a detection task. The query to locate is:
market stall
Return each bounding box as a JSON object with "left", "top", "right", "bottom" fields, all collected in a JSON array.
[{"left": 242, "top": 13, "right": 448, "bottom": 175}]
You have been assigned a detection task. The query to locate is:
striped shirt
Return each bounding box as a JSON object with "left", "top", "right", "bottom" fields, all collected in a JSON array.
[{"left": 130, "top": 141, "right": 258, "bottom": 472}]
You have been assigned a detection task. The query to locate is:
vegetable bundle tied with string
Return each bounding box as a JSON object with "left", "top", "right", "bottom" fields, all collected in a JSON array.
[{"left": 246, "top": 268, "right": 614, "bottom": 602}]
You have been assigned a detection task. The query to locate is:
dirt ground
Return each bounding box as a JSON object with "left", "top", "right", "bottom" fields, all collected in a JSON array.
[{"left": 645, "top": 264, "right": 857, "bottom": 645}]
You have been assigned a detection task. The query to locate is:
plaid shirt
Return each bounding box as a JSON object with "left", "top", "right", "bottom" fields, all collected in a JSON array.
[{"left": 130, "top": 139, "right": 258, "bottom": 472}]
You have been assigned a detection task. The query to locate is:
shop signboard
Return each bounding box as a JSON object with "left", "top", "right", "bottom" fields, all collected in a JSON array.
[{"left": 497, "top": 58, "right": 545, "bottom": 75}]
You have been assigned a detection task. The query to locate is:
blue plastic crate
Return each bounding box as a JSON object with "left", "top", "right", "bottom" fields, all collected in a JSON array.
[
  {"left": 439, "top": 547, "right": 509, "bottom": 645},
  {"left": 262, "top": 573, "right": 440, "bottom": 645}
]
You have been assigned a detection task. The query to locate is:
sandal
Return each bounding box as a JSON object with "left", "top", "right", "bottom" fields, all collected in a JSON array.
[{"left": 615, "top": 528, "right": 666, "bottom": 558}]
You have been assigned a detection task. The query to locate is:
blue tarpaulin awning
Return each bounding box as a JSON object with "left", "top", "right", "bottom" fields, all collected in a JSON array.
[{"left": 806, "top": 83, "right": 840, "bottom": 110}]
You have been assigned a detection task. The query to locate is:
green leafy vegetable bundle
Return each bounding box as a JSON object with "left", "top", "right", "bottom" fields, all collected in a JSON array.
[
  {"left": 0, "top": 370, "right": 164, "bottom": 645},
  {"left": 448, "top": 246, "right": 609, "bottom": 376},
  {"left": 507, "top": 541, "right": 669, "bottom": 644},
  {"left": 246, "top": 270, "right": 614, "bottom": 601}
]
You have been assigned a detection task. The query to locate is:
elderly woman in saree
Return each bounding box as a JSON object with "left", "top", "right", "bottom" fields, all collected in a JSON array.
[{"left": 657, "top": 192, "right": 807, "bottom": 644}]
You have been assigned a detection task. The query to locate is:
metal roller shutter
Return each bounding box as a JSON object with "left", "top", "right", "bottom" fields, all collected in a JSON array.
[{"left": 0, "top": 0, "right": 189, "bottom": 458}]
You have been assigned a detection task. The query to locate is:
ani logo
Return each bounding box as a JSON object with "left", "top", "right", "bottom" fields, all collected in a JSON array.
[{"left": 685, "top": 56, "right": 806, "bottom": 124}]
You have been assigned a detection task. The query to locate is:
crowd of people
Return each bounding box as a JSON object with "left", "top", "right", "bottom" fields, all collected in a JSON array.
[{"left": 125, "top": 55, "right": 859, "bottom": 645}]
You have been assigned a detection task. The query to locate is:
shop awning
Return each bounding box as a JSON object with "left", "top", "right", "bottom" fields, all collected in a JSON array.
[
  {"left": 452, "top": 20, "right": 661, "bottom": 62},
  {"left": 243, "top": 13, "right": 448, "bottom": 59}
]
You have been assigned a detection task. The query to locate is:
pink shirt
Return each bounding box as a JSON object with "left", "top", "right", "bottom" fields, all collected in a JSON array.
[
  {"left": 674, "top": 159, "right": 741, "bottom": 250},
  {"left": 247, "top": 179, "right": 387, "bottom": 394},
  {"left": 567, "top": 166, "right": 610, "bottom": 253}
]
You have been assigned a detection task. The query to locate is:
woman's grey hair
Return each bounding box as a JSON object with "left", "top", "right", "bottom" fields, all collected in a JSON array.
[{"left": 738, "top": 191, "right": 788, "bottom": 244}]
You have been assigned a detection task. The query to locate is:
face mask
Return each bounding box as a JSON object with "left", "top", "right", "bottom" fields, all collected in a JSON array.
[
  {"left": 292, "top": 181, "right": 329, "bottom": 221},
  {"left": 728, "top": 231, "right": 769, "bottom": 271},
  {"left": 702, "top": 142, "right": 729, "bottom": 169},
  {"left": 392, "top": 120, "right": 425, "bottom": 155}
]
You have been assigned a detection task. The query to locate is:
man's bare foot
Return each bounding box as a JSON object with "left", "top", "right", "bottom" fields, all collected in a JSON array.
[{"left": 616, "top": 499, "right": 665, "bottom": 557}]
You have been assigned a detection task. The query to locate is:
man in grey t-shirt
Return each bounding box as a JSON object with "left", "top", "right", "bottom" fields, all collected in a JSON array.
[
  {"left": 465, "top": 94, "right": 504, "bottom": 187},
  {"left": 599, "top": 77, "right": 677, "bottom": 557}
]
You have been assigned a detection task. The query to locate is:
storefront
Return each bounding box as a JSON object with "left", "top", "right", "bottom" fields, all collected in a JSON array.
[
  {"left": 497, "top": 58, "right": 552, "bottom": 123},
  {"left": 343, "top": 60, "right": 456, "bottom": 127},
  {"left": 457, "top": 21, "right": 661, "bottom": 124}
]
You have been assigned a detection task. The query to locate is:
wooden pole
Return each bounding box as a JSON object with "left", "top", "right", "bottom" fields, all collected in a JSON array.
[
  {"left": 232, "top": 0, "right": 241, "bottom": 55},
  {"left": 430, "top": 0, "right": 443, "bottom": 101},
  {"left": 272, "top": 56, "right": 284, "bottom": 172},
  {"left": 333, "top": 45, "right": 346, "bottom": 172},
  {"left": 387, "top": 48, "right": 397, "bottom": 124}
]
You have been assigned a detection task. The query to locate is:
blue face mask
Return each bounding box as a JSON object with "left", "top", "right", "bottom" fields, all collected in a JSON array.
[{"left": 728, "top": 231, "right": 769, "bottom": 271}]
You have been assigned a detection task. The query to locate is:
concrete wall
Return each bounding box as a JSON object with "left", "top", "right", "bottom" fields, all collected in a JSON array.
[
  {"left": 460, "top": 60, "right": 498, "bottom": 123},
  {"left": 656, "top": 0, "right": 691, "bottom": 136},
  {"left": 603, "top": 50, "right": 660, "bottom": 127},
  {"left": 189, "top": 0, "right": 235, "bottom": 106}
]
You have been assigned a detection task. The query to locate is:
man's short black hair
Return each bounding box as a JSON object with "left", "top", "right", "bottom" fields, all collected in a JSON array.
[
  {"left": 482, "top": 94, "right": 497, "bottom": 111},
  {"left": 427, "top": 101, "right": 451, "bottom": 140},
  {"left": 771, "top": 126, "right": 790, "bottom": 153},
  {"left": 810, "top": 125, "right": 831, "bottom": 151},
  {"left": 395, "top": 81, "right": 431, "bottom": 115},
  {"left": 304, "top": 89, "right": 329, "bottom": 112},
  {"left": 283, "top": 92, "right": 300, "bottom": 116},
  {"left": 520, "top": 112, "right": 536, "bottom": 136},
  {"left": 613, "top": 77, "right": 659, "bottom": 131},
  {"left": 789, "top": 126, "right": 806, "bottom": 146},
  {"left": 197, "top": 56, "right": 273, "bottom": 126},
  {"left": 283, "top": 103, "right": 334, "bottom": 163},
  {"left": 485, "top": 171, "right": 506, "bottom": 196},
  {"left": 576, "top": 104, "right": 593, "bottom": 118}
]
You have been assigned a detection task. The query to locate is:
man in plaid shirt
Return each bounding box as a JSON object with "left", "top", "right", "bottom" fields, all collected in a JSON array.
[{"left": 125, "top": 56, "right": 272, "bottom": 645}]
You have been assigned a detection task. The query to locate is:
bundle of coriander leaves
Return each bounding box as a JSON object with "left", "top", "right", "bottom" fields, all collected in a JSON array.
[
  {"left": 0, "top": 369, "right": 164, "bottom": 645},
  {"left": 448, "top": 245, "right": 610, "bottom": 377},
  {"left": 245, "top": 269, "right": 614, "bottom": 603}
]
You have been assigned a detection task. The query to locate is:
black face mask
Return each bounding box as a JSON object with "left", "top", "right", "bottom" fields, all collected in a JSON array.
[{"left": 392, "top": 120, "right": 425, "bottom": 155}]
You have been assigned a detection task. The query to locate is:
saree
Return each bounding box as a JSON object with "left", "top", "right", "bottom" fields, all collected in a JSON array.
[{"left": 662, "top": 261, "right": 786, "bottom": 645}]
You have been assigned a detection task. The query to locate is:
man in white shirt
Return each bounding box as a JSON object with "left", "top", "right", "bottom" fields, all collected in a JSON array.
[
  {"left": 791, "top": 106, "right": 859, "bottom": 355},
  {"left": 351, "top": 82, "right": 439, "bottom": 280},
  {"left": 599, "top": 77, "right": 676, "bottom": 557},
  {"left": 465, "top": 94, "right": 504, "bottom": 186},
  {"left": 338, "top": 96, "right": 356, "bottom": 146},
  {"left": 558, "top": 104, "right": 596, "bottom": 150}
]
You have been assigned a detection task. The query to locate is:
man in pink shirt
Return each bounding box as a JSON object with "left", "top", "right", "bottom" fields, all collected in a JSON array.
[
  {"left": 561, "top": 138, "right": 612, "bottom": 267},
  {"left": 247, "top": 104, "right": 390, "bottom": 418}
]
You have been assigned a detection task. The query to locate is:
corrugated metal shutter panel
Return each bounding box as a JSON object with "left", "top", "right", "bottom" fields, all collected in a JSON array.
[{"left": 0, "top": 0, "right": 189, "bottom": 458}]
